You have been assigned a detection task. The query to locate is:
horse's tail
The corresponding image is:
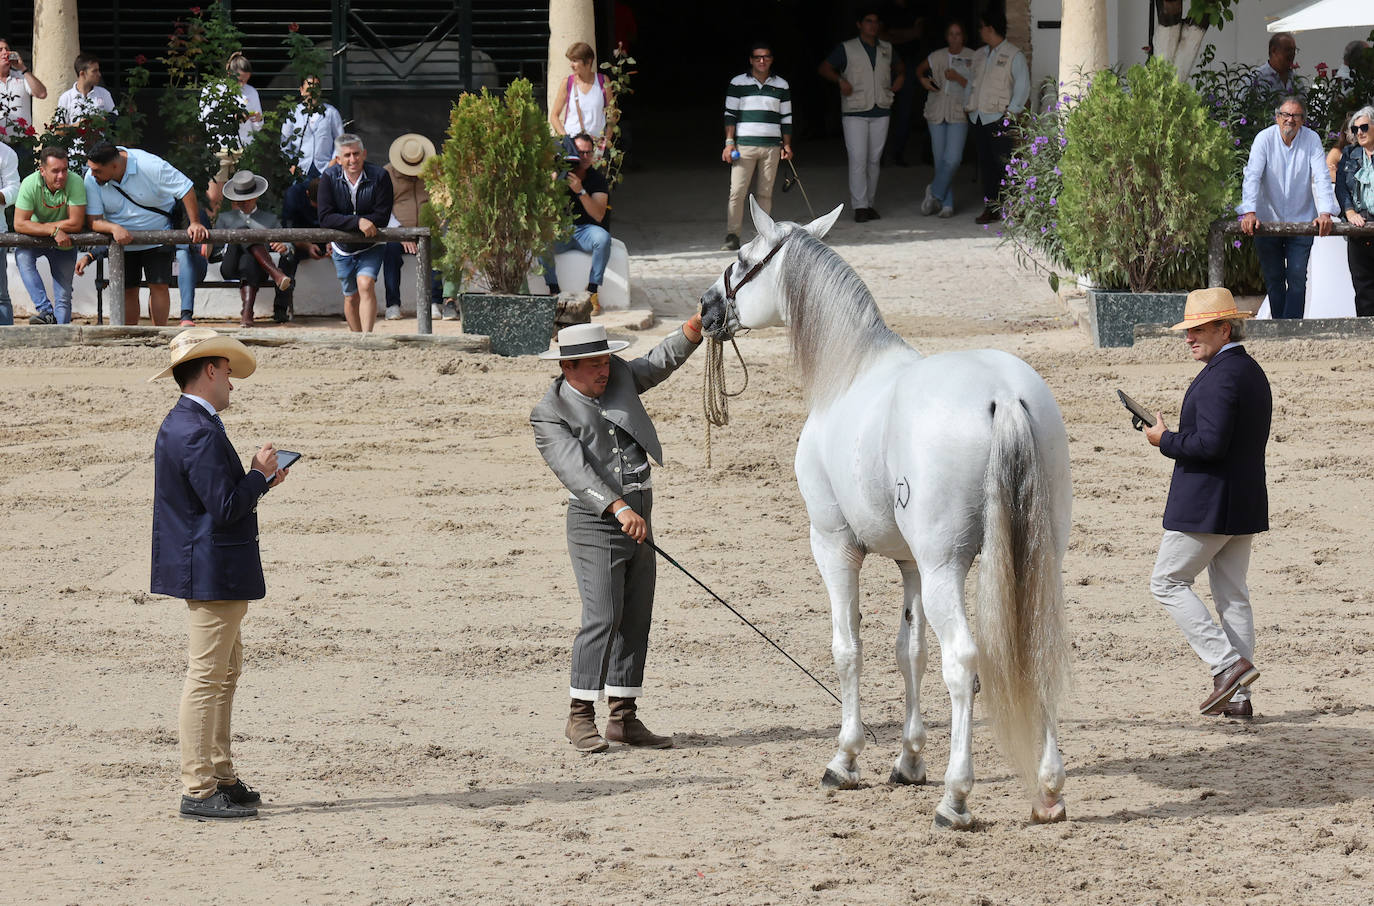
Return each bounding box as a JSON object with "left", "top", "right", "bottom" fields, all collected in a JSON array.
[{"left": 976, "top": 397, "right": 1070, "bottom": 794}]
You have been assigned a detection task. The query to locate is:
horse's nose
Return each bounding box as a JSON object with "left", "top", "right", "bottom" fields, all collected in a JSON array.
[{"left": 700, "top": 294, "right": 724, "bottom": 334}]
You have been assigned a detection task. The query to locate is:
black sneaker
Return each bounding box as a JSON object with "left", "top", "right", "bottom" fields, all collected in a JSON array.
[
  {"left": 179, "top": 790, "right": 257, "bottom": 820},
  {"left": 217, "top": 779, "right": 262, "bottom": 805},
  {"left": 721, "top": 233, "right": 740, "bottom": 251},
  {"left": 28, "top": 311, "right": 57, "bottom": 325}
]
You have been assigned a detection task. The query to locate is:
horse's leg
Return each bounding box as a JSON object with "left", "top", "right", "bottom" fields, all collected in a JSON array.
[
  {"left": 811, "top": 525, "right": 866, "bottom": 790},
  {"left": 920, "top": 563, "right": 978, "bottom": 830},
  {"left": 1032, "top": 723, "right": 1068, "bottom": 823},
  {"left": 890, "top": 560, "right": 928, "bottom": 785}
]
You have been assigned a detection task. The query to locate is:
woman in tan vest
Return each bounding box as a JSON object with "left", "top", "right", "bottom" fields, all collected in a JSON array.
[{"left": 965, "top": 10, "right": 1028, "bottom": 224}]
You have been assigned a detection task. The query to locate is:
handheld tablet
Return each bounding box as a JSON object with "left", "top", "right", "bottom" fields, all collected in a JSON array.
[
  {"left": 1116, "top": 390, "right": 1156, "bottom": 431},
  {"left": 276, "top": 449, "right": 302, "bottom": 470}
]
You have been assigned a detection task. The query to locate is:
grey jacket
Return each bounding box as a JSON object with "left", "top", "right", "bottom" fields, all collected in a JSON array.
[{"left": 531, "top": 329, "right": 699, "bottom": 511}]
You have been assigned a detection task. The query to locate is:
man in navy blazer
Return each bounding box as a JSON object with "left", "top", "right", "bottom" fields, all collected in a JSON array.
[
  {"left": 150, "top": 328, "right": 287, "bottom": 819},
  {"left": 1144, "top": 288, "right": 1271, "bottom": 719}
]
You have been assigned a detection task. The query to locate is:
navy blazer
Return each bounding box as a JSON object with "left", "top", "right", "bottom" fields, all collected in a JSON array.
[
  {"left": 151, "top": 396, "right": 270, "bottom": 601},
  {"left": 1160, "top": 345, "right": 1271, "bottom": 535}
]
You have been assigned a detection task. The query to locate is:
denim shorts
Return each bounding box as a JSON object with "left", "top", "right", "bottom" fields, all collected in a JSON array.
[{"left": 331, "top": 244, "right": 385, "bottom": 296}]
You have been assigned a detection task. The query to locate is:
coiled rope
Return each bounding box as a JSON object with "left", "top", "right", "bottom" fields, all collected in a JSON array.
[{"left": 702, "top": 335, "right": 749, "bottom": 468}]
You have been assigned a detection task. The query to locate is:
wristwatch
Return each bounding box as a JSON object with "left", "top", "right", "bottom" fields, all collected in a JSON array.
[{"left": 578, "top": 189, "right": 588, "bottom": 196}]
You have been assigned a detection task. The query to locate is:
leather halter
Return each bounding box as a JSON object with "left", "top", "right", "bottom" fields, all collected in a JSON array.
[{"left": 723, "top": 233, "right": 792, "bottom": 302}]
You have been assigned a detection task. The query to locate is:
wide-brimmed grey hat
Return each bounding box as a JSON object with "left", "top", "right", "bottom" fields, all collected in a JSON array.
[
  {"left": 222, "top": 169, "right": 269, "bottom": 201},
  {"left": 539, "top": 323, "right": 629, "bottom": 360}
]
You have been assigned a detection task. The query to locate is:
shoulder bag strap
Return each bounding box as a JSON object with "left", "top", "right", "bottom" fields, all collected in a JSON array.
[{"left": 110, "top": 181, "right": 176, "bottom": 222}]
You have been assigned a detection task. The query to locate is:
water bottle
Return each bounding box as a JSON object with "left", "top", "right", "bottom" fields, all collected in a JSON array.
[{"left": 730, "top": 146, "right": 740, "bottom": 161}]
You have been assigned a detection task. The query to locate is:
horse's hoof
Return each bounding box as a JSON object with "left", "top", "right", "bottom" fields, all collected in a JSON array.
[
  {"left": 1031, "top": 799, "right": 1067, "bottom": 824},
  {"left": 820, "top": 768, "right": 858, "bottom": 790},
  {"left": 932, "top": 803, "right": 975, "bottom": 831},
  {"left": 888, "top": 765, "right": 927, "bottom": 786}
]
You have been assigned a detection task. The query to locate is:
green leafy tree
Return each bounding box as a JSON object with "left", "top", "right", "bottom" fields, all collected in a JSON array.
[
  {"left": 422, "top": 79, "right": 570, "bottom": 295},
  {"left": 158, "top": 4, "right": 246, "bottom": 193},
  {"left": 1058, "top": 57, "right": 1234, "bottom": 292}
]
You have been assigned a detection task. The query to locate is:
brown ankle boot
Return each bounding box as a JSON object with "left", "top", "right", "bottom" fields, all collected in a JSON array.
[
  {"left": 239, "top": 284, "right": 257, "bottom": 327},
  {"left": 605, "top": 697, "right": 673, "bottom": 748},
  {"left": 250, "top": 244, "right": 293, "bottom": 291},
  {"left": 565, "top": 698, "right": 609, "bottom": 753}
]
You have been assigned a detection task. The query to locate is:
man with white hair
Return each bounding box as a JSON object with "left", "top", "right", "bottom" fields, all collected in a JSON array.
[
  {"left": 317, "top": 133, "right": 393, "bottom": 333},
  {"left": 1238, "top": 95, "right": 1338, "bottom": 319}
]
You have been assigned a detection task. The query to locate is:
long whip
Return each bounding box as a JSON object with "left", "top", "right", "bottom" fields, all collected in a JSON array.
[
  {"left": 784, "top": 159, "right": 817, "bottom": 221},
  {"left": 650, "top": 539, "right": 876, "bottom": 744}
]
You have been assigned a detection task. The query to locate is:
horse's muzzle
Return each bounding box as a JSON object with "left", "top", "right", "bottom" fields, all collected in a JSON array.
[{"left": 699, "top": 291, "right": 735, "bottom": 340}]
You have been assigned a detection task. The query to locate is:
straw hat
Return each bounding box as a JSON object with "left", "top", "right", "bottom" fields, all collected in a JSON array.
[
  {"left": 149, "top": 328, "right": 257, "bottom": 381},
  {"left": 388, "top": 133, "right": 436, "bottom": 176},
  {"left": 221, "top": 169, "right": 269, "bottom": 201},
  {"left": 1170, "top": 287, "right": 1254, "bottom": 330},
  {"left": 539, "top": 323, "right": 629, "bottom": 361}
]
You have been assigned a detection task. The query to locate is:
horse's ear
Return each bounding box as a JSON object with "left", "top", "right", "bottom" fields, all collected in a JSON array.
[
  {"left": 804, "top": 204, "right": 844, "bottom": 240},
  {"left": 748, "top": 195, "right": 777, "bottom": 240}
]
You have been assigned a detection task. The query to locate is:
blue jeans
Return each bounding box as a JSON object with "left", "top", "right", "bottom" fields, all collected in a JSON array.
[
  {"left": 542, "top": 224, "right": 611, "bottom": 289},
  {"left": 382, "top": 241, "right": 444, "bottom": 309},
  {"left": 176, "top": 245, "right": 207, "bottom": 320},
  {"left": 0, "top": 248, "right": 11, "bottom": 325},
  {"left": 1255, "top": 235, "right": 1313, "bottom": 319},
  {"left": 331, "top": 244, "right": 386, "bottom": 296},
  {"left": 14, "top": 247, "right": 78, "bottom": 323},
  {"left": 928, "top": 120, "right": 969, "bottom": 209}
]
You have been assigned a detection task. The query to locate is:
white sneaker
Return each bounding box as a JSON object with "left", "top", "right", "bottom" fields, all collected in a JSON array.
[
  {"left": 938, "top": 206, "right": 954, "bottom": 218},
  {"left": 921, "top": 186, "right": 939, "bottom": 216},
  {"left": 385, "top": 305, "right": 402, "bottom": 320}
]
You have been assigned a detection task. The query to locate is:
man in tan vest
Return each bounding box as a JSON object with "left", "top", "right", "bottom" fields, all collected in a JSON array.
[
  {"left": 819, "top": 7, "right": 904, "bottom": 223},
  {"left": 965, "top": 9, "right": 1028, "bottom": 225}
]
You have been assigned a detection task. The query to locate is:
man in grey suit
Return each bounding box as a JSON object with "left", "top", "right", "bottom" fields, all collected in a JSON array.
[{"left": 531, "top": 317, "right": 704, "bottom": 752}]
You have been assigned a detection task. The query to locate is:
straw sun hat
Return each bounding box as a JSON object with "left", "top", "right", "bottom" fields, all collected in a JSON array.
[
  {"left": 1170, "top": 287, "right": 1255, "bottom": 331},
  {"left": 149, "top": 328, "right": 257, "bottom": 381},
  {"left": 388, "top": 133, "right": 436, "bottom": 176}
]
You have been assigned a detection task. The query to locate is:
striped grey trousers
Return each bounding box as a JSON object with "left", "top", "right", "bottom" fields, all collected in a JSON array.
[{"left": 566, "top": 488, "right": 655, "bottom": 700}]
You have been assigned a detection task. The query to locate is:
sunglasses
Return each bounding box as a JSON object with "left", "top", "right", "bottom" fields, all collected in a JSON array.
[
  {"left": 1277, "top": 111, "right": 1304, "bottom": 121},
  {"left": 751, "top": 54, "right": 772, "bottom": 60},
  {"left": 1353, "top": 123, "right": 1372, "bottom": 135}
]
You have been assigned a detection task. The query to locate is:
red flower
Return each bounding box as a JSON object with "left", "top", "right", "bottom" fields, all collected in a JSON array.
[
  {"left": 25, "top": 125, "right": 36, "bottom": 136},
  {"left": 1316, "top": 62, "right": 1329, "bottom": 74},
  {"left": 288, "top": 22, "right": 300, "bottom": 33},
  {"left": 14, "top": 116, "right": 27, "bottom": 127},
  {"left": 190, "top": 6, "right": 202, "bottom": 14},
  {"left": 135, "top": 54, "right": 148, "bottom": 65}
]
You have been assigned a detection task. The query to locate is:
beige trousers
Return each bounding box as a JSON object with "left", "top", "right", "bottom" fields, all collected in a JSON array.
[
  {"left": 179, "top": 599, "right": 248, "bottom": 798},
  {"left": 726, "top": 144, "right": 782, "bottom": 235}
]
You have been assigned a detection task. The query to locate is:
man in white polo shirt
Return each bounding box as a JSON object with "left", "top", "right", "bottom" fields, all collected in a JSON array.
[{"left": 55, "top": 53, "right": 117, "bottom": 157}]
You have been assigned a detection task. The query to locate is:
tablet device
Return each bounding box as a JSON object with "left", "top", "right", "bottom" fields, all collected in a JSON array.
[
  {"left": 276, "top": 449, "right": 302, "bottom": 470},
  {"left": 1116, "top": 390, "right": 1156, "bottom": 430}
]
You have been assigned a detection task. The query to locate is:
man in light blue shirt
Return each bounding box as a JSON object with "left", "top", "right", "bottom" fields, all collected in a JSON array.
[
  {"left": 1238, "top": 97, "right": 1338, "bottom": 319},
  {"left": 84, "top": 141, "right": 209, "bottom": 326},
  {"left": 280, "top": 76, "right": 344, "bottom": 179}
]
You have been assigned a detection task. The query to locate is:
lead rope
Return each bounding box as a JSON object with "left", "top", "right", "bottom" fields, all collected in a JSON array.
[{"left": 703, "top": 335, "right": 749, "bottom": 468}]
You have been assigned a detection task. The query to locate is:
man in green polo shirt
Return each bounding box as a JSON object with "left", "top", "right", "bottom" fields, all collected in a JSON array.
[
  {"left": 721, "top": 41, "right": 793, "bottom": 251},
  {"left": 12, "top": 145, "right": 86, "bottom": 324}
]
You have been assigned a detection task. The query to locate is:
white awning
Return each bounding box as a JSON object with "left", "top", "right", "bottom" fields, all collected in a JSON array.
[{"left": 1267, "top": 0, "right": 1374, "bottom": 33}]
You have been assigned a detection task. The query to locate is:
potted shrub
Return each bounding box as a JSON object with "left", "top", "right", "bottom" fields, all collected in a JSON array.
[
  {"left": 1003, "top": 57, "right": 1235, "bottom": 346},
  {"left": 423, "top": 78, "right": 570, "bottom": 355}
]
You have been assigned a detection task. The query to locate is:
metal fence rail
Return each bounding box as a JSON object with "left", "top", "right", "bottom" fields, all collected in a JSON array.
[
  {"left": 1207, "top": 219, "right": 1374, "bottom": 288},
  {"left": 1, "top": 228, "right": 434, "bottom": 333}
]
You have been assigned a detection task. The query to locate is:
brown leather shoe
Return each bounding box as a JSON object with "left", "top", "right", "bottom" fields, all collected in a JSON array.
[
  {"left": 1200, "top": 657, "right": 1259, "bottom": 715},
  {"left": 1218, "top": 699, "right": 1253, "bottom": 720},
  {"left": 605, "top": 696, "right": 673, "bottom": 748},
  {"left": 565, "top": 698, "right": 609, "bottom": 753},
  {"left": 238, "top": 285, "right": 257, "bottom": 327}
]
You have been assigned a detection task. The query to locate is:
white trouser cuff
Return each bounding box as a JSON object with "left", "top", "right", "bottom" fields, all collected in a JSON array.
[
  {"left": 570, "top": 686, "right": 603, "bottom": 702},
  {"left": 604, "top": 685, "right": 643, "bottom": 698}
]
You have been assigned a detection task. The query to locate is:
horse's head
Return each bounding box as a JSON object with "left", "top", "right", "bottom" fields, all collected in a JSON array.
[{"left": 700, "top": 197, "right": 843, "bottom": 340}]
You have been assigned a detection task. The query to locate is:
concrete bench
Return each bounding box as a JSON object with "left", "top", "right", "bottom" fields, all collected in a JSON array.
[{"left": 528, "top": 238, "right": 630, "bottom": 311}]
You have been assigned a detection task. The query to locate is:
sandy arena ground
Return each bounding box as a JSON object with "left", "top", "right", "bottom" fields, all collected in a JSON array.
[{"left": 3, "top": 161, "right": 1373, "bottom": 904}]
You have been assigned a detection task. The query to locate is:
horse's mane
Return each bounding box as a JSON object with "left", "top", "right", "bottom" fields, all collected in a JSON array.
[{"left": 780, "top": 227, "right": 906, "bottom": 404}]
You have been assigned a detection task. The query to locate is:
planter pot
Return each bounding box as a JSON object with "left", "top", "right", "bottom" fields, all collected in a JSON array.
[
  {"left": 459, "top": 293, "right": 556, "bottom": 356},
  {"left": 1085, "top": 290, "right": 1188, "bottom": 348}
]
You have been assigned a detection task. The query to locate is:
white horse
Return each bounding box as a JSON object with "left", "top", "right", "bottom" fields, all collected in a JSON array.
[{"left": 699, "top": 199, "right": 1072, "bottom": 829}]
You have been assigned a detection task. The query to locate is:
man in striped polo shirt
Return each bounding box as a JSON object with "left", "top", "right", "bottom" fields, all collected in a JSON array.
[{"left": 721, "top": 41, "right": 793, "bottom": 251}]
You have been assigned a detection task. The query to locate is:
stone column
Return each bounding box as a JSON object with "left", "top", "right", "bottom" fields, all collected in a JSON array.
[
  {"left": 547, "top": 0, "right": 596, "bottom": 114},
  {"left": 1058, "top": 0, "right": 1109, "bottom": 91},
  {"left": 32, "top": 0, "right": 81, "bottom": 129}
]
